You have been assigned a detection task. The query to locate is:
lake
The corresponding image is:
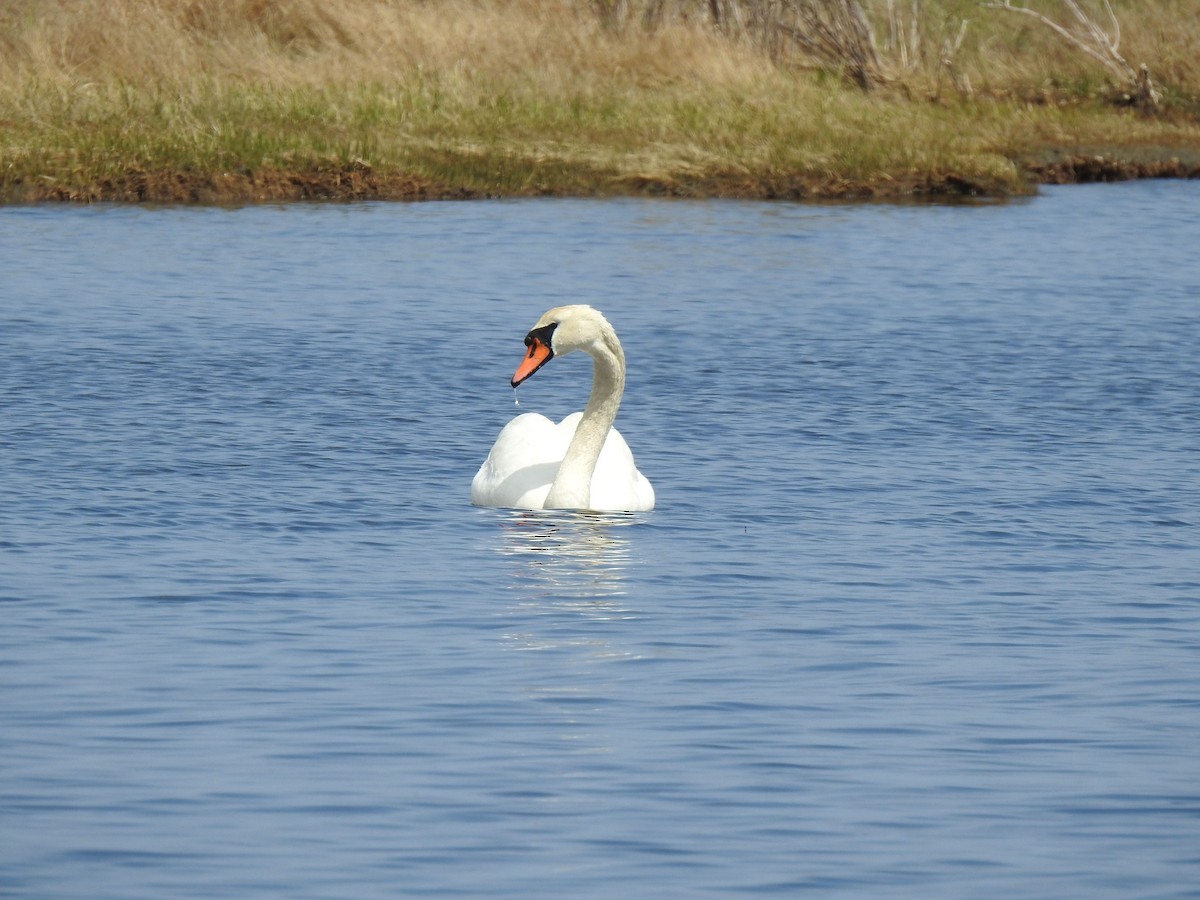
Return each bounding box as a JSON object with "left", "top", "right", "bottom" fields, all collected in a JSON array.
[{"left": 2, "top": 182, "right": 1199, "bottom": 897}]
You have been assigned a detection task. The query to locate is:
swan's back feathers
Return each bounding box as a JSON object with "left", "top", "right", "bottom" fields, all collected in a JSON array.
[{"left": 472, "top": 412, "right": 654, "bottom": 512}]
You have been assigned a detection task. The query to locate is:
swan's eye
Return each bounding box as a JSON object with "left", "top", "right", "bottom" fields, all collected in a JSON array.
[{"left": 524, "top": 322, "right": 558, "bottom": 352}]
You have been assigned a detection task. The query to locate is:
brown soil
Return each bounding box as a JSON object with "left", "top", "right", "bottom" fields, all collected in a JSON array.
[
  {"left": 23, "top": 161, "right": 463, "bottom": 204},
  {"left": 1021, "top": 150, "right": 1200, "bottom": 185}
]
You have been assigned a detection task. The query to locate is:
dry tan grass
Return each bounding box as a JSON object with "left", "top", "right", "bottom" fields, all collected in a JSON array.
[
  {"left": 0, "top": 0, "right": 775, "bottom": 88},
  {"left": 3, "top": 0, "right": 1196, "bottom": 92}
]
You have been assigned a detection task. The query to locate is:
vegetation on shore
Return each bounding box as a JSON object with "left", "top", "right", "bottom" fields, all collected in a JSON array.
[{"left": 1, "top": 0, "right": 1198, "bottom": 204}]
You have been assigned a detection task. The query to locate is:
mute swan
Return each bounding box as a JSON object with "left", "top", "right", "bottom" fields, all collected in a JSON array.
[{"left": 472, "top": 305, "right": 655, "bottom": 512}]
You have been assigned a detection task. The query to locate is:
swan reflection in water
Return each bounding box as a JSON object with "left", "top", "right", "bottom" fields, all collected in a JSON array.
[
  {"left": 493, "top": 509, "right": 637, "bottom": 600},
  {"left": 489, "top": 509, "right": 644, "bottom": 656}
]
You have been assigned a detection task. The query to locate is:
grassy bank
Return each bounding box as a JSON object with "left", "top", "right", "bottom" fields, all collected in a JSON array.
[{"left": 2, "top": 0, "right": 1198, "bottom": 203}]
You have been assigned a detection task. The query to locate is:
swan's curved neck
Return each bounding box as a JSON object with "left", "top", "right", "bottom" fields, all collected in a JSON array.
[{"left": 544, "top": 334, "right": 625, "bottom": 509}]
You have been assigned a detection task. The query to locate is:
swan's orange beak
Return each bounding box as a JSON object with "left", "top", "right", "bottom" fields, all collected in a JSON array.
[{"left": 512, "top": 337, "right": 553, "bottom": 388}]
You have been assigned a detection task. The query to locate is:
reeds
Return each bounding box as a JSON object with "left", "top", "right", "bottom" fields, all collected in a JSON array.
[{"left": 1, "top": 0, "right": 1197, "bottom": 202}]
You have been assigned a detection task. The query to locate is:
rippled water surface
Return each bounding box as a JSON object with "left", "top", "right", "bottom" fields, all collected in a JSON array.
[{"left": 3, "top": 183, "right": 1199, "bottom": 897}]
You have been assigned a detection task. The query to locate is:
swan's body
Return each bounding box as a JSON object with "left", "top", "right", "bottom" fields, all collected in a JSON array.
[{"left": 472, "top": 305, "right": 654, "bottom": 512}]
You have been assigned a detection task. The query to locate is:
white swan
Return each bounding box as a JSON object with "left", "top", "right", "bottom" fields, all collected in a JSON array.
[{"left": 472, "top": 305, "right": 655, "bottom": 512}]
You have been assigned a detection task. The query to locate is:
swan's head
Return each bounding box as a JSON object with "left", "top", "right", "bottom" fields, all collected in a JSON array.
[{"left": 511, "top": 305, "right": 618, "bottom": 388}]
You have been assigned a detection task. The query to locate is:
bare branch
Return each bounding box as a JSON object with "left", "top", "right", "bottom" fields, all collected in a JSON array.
[
  {"left": 767, "top": 0, "right": 887, "bottom": 90},
  {"left": 935, "top": 18, "right": 972, "bottom": 99}
]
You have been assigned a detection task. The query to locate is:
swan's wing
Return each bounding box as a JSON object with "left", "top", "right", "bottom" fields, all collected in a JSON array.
[{"left": 472, "top": 413, "right": 577, "bottom": 509}]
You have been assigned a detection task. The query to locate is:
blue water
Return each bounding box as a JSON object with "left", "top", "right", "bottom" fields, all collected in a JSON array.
[{"left": 2, "top": 183, "right": 1199, "bottom": 898}]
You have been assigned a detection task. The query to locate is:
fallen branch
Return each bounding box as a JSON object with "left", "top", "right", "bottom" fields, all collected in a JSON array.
[{"left": 985, "top": 0, "right": 1161, "bottom": 110}]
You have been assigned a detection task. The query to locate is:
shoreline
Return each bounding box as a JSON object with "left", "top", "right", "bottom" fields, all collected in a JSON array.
[{"left": 11, "top": 150, "right": 1200, "bottom": 206}]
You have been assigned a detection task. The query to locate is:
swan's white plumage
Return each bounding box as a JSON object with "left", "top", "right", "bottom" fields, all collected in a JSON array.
[
  {"left": 472, "top": 411, "right": 654, "bottom": 511},
  {"left": 472, "top": 305, "right": 655, "bottom": 512}
]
